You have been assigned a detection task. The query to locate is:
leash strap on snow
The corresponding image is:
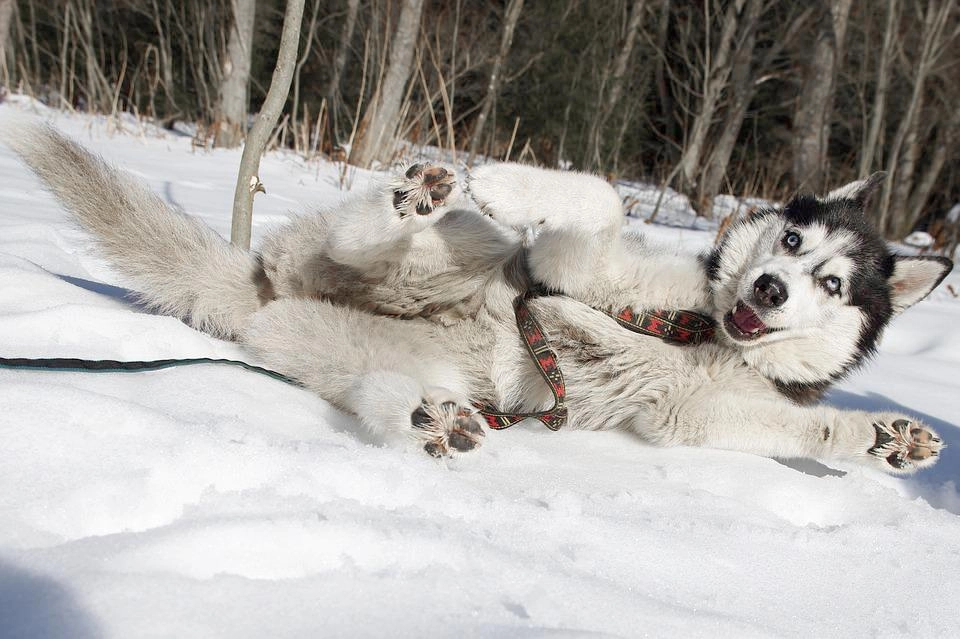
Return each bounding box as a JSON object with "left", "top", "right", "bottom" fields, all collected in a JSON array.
[
  {"left": 1, "top": 301, "right": 712, "bottom": 434},
  {"left": 475, "top": 291, "right": 715, "bottom": 431},
  {"left": 0, "top": 356, "right": 299, "bottom": 386}
]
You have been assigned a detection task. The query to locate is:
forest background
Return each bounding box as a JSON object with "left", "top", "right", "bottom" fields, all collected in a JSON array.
[{"left": 0, "top": 0, "right": 957, "bottom": 242}]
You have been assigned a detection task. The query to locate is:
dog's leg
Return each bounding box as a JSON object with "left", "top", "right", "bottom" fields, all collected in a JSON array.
[
  {"left": 646, "top": 391, "right": 942, "bottom": 475},
  {"left": 321, "top": 163, "right": 461, "bottom": 268},
  {"left": 468, "top": 164, "right": 625, "bottom": 297},
  {"left": 242, "top": 298, "right": 485, "bottom": 456},
  {"left": 468, "top": 164, "right": 712, "bottom": 310}
]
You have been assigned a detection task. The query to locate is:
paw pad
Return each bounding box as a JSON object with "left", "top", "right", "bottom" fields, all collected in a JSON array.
[
  {"left": 411, "top": 398, "right": 485, "bottom": 457},
  {"left": 393, "top": 163, "right": 457, "bottom": 217},
  {"left": 869, "top": 418, "right": 943, "bottom": 473}
]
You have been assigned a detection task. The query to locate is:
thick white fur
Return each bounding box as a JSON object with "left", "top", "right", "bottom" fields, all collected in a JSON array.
[
  {"left": 710, "top": 218, "right": 867, "bottom": 384},
  {"left": 1, "top": 119, "right": 949, "bottom": 473}
]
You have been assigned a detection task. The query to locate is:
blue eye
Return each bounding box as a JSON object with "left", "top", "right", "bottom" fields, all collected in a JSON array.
[
  {"left": 783, "top": 231, "right": 802, "bottom": 250},
  {"left": 822, "top": 276, "right": 842, "bottom": 295}
]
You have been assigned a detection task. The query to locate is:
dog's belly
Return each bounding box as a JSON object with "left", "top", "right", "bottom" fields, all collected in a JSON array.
[
  {"left": 524, "top": 295, "right": 708, "bottom": 431},
  {"left": 268, "top": 252, "right": 484, "bottom": 324}
]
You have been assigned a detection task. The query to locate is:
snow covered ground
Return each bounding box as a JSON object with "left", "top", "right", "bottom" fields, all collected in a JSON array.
[{"left": 1, "top": 99, "right": 959, "bottom": 638}]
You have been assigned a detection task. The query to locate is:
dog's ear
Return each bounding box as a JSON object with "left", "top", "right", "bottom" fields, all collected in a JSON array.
[
  {"left": 824, "top": 172, "right": 886, "bottom": 206},
  {"left": 888, "top": 255, "right": 953, "bottom": 313}
]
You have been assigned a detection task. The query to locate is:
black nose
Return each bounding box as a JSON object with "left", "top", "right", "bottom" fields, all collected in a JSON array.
[{"left": 754, "top": 274, "right": 788, "bottom": 308}]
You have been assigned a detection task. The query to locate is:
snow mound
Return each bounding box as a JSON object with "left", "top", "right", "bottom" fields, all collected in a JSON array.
[{"left": 1, "top": 101, "right": 959, "bottom": 638}]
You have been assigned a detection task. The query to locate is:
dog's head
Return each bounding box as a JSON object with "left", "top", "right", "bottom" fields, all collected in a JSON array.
[{"left": 706, "top": 173, "right": 952, "bottom": 398}]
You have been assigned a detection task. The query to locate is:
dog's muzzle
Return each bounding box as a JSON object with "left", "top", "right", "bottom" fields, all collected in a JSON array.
[{"left": 753, "top": 274, "right": 788, "bottom": 308}]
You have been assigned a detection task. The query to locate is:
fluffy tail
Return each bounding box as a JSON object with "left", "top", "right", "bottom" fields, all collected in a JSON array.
[{"left": 0, "top": 115, "right": 262, "bottom": 338}]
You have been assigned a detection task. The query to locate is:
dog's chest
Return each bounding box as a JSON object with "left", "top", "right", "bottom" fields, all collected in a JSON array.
[{"left": 523, "top": 297, "right": 754, "bottom": 430}]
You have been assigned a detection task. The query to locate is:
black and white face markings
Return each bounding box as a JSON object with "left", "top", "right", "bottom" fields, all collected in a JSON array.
[
  {"left": 778, "top": 195, "right": 895, "bottom": 359},
  {"left": 706, "top": 178, "right": 951, "bottom": 395},
  {"left": 706, "top": 194, "right": 897, "bottom": 392},
  {"left": 779, "top": 228, "right": 844, "bottom": 298}
]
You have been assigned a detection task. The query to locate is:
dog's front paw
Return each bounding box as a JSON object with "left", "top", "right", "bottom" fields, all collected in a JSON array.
[
  {"left": 467, "top": 163, "right": 545, "bottom": 228},
  {"left": 410, "top": 390, "right": 485, "bottom": 457},
  {"left": 868, "top": 418, "right": 943, "bottom": 474},
  {"left": 392, "top": 163, "right": 458, "bottom": 217}
]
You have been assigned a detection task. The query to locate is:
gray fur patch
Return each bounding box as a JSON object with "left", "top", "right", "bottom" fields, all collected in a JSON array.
[{"left": 253, "top": 254, "right": 277, "bottom": 305}]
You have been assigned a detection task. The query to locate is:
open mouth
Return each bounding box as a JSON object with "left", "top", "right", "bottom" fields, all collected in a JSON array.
[{"left": 723, "top": 301, "right": 774, "bottom": 341}]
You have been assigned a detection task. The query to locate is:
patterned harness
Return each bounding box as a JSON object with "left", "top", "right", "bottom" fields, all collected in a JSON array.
[{"left": 476, "top": 290, "right": 716, "bottom": 431}]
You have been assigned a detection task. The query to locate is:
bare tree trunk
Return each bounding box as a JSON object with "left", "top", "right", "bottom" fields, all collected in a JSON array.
[
  {"left": 467, "top": 0, "right": 524, "bottom": 165},
  {"left": 148, "top": 0, "right": 177, "bottom": 117},
  {"left": 678, "top": 0, "right": 743, "bottom": 192},
  {"left": 858, "top": 0, "right": 897, "bottom": 177},
  {"left": 327, "top": 0, "right": 360, "bottom": 142},
  {"left": 878, "top": 0, "right": 955, "bottom": 236},
  {"left": 557, "top": 54, "right": 586, "bottom": 167},
  {"left": 0, "top": 0, "right": 13, "bottom": 86},
  {"left": 653, "top": 0, "right": 674, "bottom": 141},
  {"left": 231, "top": 0, "right": 305, "bottom": 249},
  {"left": 26, "top": 0, "right": 39, "bottom": 84},
  {"left": 697, "top": 0, "right": 763, "bottom": 213},
  {"left": 904, "top": 145, "right": 948, "bottom": 237},
  {"left": 583, "top": 0, "right": 645, "bottom": 172},
  {"left": 58, "top": 3, "right": 73, "bottom": 107},
  {"left": 75, "top": 0, "right": 112, "bottom": 112},
  {"left": 446, "top": 0, "right": 461, "bottom": 152},
  {"left": 791, "top": 0, "right": 852, "bottom": 192},
  {"left": 350, "top": 0, "right": 425, "bottom": 168},
  {"left": 900, "top": 89, "right": 960, "bottom": 236},
  {"left": 291, "top": 0, "right": 321, "bottom": 131},
  {"left": 215, "top": 0, "right": 257, "bottom": 148}
]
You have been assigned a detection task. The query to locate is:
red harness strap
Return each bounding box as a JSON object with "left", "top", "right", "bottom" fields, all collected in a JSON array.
[
  {"left": 477, "top": 294, "right": 567, "bottom": 431},
  {"left": 476, "top": 294, "right": 715, "bottom": 430},
  {"left": 603, "top": 306, "right": 715, "bottom": 345}
]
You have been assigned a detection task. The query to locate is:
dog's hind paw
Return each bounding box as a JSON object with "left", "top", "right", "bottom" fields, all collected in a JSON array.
[
  {"left": 868, "top": 418, "right": 943, "bottom": 474},
  {"left": 467, "top": 163, "right": 544, "bottom": 229},
  {"left": 410, "top": 391, "right": 485, "bottom": 457},
  {"left": 392, "top": 163, "right": 458, "bottom": 217}
]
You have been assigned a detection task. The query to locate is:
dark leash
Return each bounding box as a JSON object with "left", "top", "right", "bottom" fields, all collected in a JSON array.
[
  {"left": 1, "top": 295, "right": 714, "bottom": 432},
  {"left": 0, "top": 356, "right": 298, "bottom": 385}
]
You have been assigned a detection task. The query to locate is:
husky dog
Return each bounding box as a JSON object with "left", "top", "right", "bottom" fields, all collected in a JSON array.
[{"left": 2, "top": 120, "right": 952, "bottom": 474}]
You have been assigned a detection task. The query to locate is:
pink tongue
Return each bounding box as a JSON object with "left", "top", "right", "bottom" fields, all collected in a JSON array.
[{"left": 733, "top": 304, "right": 766, "bottom": 333}]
